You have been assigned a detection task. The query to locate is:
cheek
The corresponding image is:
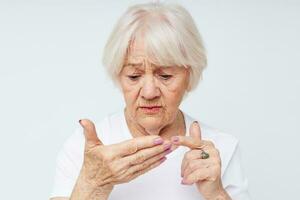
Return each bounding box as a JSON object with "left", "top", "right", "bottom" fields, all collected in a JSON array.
[
  {"left": 160, "top": 78, "right": 187, "bottom": 105},
  {"left": 120, "top": 79, "right": 141, "bottom": 106},
  {"left": 161, "top": 88, "right": 184, "bottom": 112}
]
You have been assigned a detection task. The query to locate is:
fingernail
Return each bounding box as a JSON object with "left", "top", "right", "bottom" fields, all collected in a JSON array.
[
  {"left": 159, "top": 157, "right": 167, "bottom": 163},
  {"left": 163, "top": 143, "right": 171, "bottom": 150},
  {"left": 164, "top": 148, "right": 172, "bottom": 155},
  {"left": 78, "top": 119, "right": 82, "bottom": 124},
  {"left": 194, "top": 121, "right": 198, "bottom": 124},
  {"left": 181, "top": 179, "right": 187, "bottom": 185},
  {"left": 154, "top": 137, "right": 164, "bottom": 145},
  {"left": 172, "top": 136, "right": 179, "bottom": 143}
]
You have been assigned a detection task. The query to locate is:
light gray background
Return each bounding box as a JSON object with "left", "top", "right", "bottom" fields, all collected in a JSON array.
[{"left": 0, "top": 0, "right": 299, "bottom": 199}]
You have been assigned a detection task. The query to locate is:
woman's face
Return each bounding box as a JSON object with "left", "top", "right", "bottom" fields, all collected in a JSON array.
[{"left": 118, "top": 37, "right": 189, "bottom": 135}]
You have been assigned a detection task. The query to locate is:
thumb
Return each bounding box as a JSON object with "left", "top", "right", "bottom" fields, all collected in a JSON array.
[
  {"left": 79, "top": 119, "right": 103, "bottom": 148},
  {"left": 190, "top": 121, "right": 202, "bottom": 141},
  {"left": 171, "top": 121, "right": 203, "bottom": 149}
]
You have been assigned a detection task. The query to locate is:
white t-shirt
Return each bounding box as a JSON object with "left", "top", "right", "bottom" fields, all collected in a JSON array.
[{"left": 50, "top": 110, "right": 251, "bottom": 199}]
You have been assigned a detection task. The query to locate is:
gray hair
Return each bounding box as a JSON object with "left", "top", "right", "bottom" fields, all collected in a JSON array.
[{"left": 102, "top": 2, "right": 207, "bottom": 92}]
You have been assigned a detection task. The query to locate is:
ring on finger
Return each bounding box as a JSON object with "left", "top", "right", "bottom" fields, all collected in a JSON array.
[
  {"left": 200, "top": 150, "right": 209, "bottom": 159},
  {"left": 194, "top": 146, "right": 210, "bottom": 159}
]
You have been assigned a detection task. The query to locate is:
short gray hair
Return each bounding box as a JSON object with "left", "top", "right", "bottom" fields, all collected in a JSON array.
[{"left": 102, "top": 2, "right": 207, "bottom": 91}]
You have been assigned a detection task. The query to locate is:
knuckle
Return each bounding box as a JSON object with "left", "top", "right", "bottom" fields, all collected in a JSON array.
[
  {"left": 127, "top": 142, "right": 138, "bottom": 154},
  {"left": 135, "top": 153, "right": 146, "bottom": 163},
  {"left": 128, "top": 159, "right": 136, "bottom": 166},
  {"left": 100, "top": 151, "right": 113, "bottom": 162},
  {"left": 109, "top": 164, "right": 123, "bottom": 177},
  {"left": 187, "top": 162, "right": 193, "bottom": 171},
  {"left": 141, "top": 161, "right": 148, "bottom": 169}
]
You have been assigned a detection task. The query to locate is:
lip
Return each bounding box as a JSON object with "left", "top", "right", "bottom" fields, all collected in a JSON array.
[{"left": 140, "top": 106, "right": 162, "bottom": 114}]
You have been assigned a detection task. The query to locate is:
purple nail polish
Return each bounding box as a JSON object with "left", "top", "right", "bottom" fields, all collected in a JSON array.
[
  {"left": 164, "top": 148, "right": 172, "bottom": 155},
  {"left": 163, "top": 143, "right": 171, "bottom": 150},
  {"left": 159, "top": 157, "right": 167, "bottom": 163},
  {"left": 181, "top": 179, "right": 189, "bottom": 185},
  {"left": 154, "top": 137, "right": 163, "bottom": 145},
  {"left": 172, "top": 136, "right": 179, "bottom": 143}
]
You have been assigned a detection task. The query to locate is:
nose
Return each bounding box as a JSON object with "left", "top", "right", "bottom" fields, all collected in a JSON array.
[{"left": 140, "top": 75, "right": 160, "bottom": 100}]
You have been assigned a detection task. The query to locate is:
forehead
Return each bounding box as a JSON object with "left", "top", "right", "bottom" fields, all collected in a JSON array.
[
  {"left": 127, "top": 36, "right": 146, "bottom": 58},
  {"left": 126, "top": 36, "right": 160, "bottom": 67}
]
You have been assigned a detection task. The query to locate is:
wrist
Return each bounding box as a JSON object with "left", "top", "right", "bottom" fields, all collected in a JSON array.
[
  {"left": 70, "top": 171, "right": 113, "bottom": 200},
  {"left": 205, "top": 189, "right": 231, "bottom": 200}
]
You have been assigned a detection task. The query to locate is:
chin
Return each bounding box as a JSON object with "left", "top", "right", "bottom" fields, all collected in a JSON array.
[{"left": 138, "top": 117, "right": 163, "bottom": 133}]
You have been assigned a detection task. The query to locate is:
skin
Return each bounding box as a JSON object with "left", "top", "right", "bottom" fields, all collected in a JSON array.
[
  {"left": 171, "top": 122, "right": 232, "bottom": 200},
  {"left": 119, "top": 35, "right": 189, "bottom": 138},
  {"left": 50, "top": 37, "right": 232, "bottom": 200},
  {"left": 69, "top": 120, "right": 172, "bottom": 200}
]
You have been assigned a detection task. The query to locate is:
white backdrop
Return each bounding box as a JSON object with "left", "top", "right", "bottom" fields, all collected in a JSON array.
[{"left": 0, "top": 0, "right": 299, "bottom": 199}]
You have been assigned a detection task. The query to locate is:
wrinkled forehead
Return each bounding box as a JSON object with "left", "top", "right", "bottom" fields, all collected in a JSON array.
[
  {"left": 126, "top": 36, "right": 146, "bottom": 62},
  {"left": 125, "top": 33, "right": 159, "bottom": 65}
]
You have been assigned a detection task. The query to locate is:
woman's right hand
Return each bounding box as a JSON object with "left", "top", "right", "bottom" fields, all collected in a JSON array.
[{"left": 70, "top": 119, "right": 172, "bottom": 200}]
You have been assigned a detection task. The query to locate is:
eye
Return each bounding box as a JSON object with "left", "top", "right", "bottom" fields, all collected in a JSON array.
[
  {"left": 159, "top": 74, "right": 173, "bottom": 80},
  {"left": 127, "top": 75, "right": 140, "bottom": 81}
]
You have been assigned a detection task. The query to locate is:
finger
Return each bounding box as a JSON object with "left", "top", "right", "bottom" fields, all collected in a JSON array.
[
  {"left": 111, "top": 135, "right": 164, "bottom": 157},
  {"left": 127, "top": 149, "right": 169, "bottom": 174},
  {"left": 171, "top": 121, "right": 203, "bottom": 149},
  {"left": 182, "top": 159, "right": 210, "bottom": 178},
  {"left": 79, "top": 119, "right": 103, "bottom": 148},
  {"left": 105, "top": 155, "right": 167, "bottom": 185},
  {"left": 181, "top": 145, "right": 217, "bottom": 177},
  {"left": 126, "top": 156, "right": 167, "bottom": 182},
  {"left": 181, "top": 149, "right": 205, "bottom": 177},
  {"left": 118, "top": 147, "right": 171, "bottom": 178},
  {"left": 182, "top": 168, "right": 210, "bottom": 185},
  {"left": 107, "top": 143, "right": 172, "bottom": 183},
  {"left": 190, "top": 121, "right": 202, "bottom": 140},
  {"left": 122, "top": 141, "right": 172, "bottom": 167}
]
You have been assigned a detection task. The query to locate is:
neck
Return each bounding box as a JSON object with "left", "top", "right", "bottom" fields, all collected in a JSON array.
[{"left": 124, "top": 108, "right": 186, "bottom": 140}]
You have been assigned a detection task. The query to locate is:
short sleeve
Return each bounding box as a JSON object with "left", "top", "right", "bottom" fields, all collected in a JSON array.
[
  {"left": 222, "top": 142, "right": 251, "bottom": 200},
  {"left": 50, "top": 128, "right": 85, "bottom": 198}
]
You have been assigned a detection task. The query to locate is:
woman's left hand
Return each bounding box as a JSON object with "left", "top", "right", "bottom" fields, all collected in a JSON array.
[{"left": 171, "top": 122, "right": 231, "bottom": 200}]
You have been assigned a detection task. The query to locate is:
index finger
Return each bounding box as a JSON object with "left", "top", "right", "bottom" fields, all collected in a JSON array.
[
  {"left": 171, "top": 121, "right": 203, "bottom": 149},
  {"left": 111, "top": 135, "right": 164, "bottom": 157}
]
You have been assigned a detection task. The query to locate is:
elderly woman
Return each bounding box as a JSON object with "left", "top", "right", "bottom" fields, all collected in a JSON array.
[{"left": 50, "top": 2, "right": 250, "bottom": 200}]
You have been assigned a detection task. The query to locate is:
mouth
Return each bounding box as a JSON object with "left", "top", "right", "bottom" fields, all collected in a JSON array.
[{"left": 139, "top": 106, "right": 162, "bottom": 114}]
